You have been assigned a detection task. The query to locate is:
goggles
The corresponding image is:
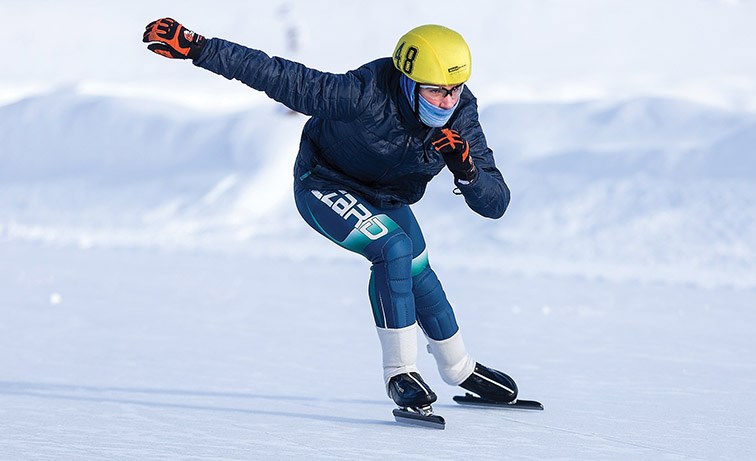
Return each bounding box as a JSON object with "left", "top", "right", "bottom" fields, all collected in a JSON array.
[{"left": 418, "top": 83, "right": 465, "bottom": 99}]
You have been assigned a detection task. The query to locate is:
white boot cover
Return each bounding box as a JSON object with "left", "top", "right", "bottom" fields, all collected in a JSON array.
[
  {"left": 376, "top": 324, "right": 419, "bottom": 394},
  {"left": 427, "top": 331, "right": 476, "bottom": 386}
]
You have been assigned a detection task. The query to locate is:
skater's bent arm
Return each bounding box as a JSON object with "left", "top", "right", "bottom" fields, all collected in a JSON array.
[{"left": 450, "top": 97, "right": 510, "bottom": 219}]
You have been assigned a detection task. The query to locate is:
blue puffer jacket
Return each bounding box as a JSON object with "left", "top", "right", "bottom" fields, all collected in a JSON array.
[{"left": 194, "top": 38, "right": 510, "bottom": 218}]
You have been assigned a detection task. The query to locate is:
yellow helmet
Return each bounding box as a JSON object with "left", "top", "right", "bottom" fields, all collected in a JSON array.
[{"left": 393, "top": 24, "right": 471, "bottom": 85}]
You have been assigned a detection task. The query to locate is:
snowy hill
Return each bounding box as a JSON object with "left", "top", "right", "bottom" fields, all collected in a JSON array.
[{"left": 2, "top": 89, "right": 754, "bottom": 288}]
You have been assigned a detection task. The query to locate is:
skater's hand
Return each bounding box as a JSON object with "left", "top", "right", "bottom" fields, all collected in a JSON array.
[
  {"left": 143, "top": 18, "right": 206, "bottom": 60},
  {"left": 431, "top": 129, "right": 478, "bottom": 183}
]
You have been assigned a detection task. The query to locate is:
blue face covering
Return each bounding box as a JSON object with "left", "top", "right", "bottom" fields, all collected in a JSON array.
[{"left": 400, "top": 75, "right": 460, "bottom": 128}]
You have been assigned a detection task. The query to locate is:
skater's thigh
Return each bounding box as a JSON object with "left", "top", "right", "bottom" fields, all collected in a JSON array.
[{"left": 294, "top": 185, "right": 406, "bottom": 259}]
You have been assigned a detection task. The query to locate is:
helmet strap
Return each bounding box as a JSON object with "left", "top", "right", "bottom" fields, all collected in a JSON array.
[{"left": 413, "top": 84, "right": 421, "bottom": 122}]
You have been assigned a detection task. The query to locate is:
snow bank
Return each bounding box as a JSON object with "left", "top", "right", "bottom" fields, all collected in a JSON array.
[{"left": 1, "top": 89, "right": 754, "bottom": 288}]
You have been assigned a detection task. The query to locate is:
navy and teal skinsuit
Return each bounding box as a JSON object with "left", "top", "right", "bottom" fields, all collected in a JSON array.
[{"left": 194, "top": 38, "right": 510, "bottom": 341}]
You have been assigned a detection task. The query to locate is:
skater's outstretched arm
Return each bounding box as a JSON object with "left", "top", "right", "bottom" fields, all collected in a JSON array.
[{"left": 143, "top": 17, "right": 373, "bottom": 121}]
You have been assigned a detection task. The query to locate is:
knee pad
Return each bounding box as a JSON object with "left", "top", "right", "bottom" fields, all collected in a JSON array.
[
  {"left": 369, "top": 234, "right": 415, "bottom": 328},
  {"left": 413, "top": 267, "right": 459, "bottom": 340},
  {"left": 379, "top": 233, "right": 413, "bottom": 295}
]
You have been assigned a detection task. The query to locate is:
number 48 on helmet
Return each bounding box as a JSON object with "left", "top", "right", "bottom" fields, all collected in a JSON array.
[{"left": 393, "top": 24, "right": 472, "bottom": 86}]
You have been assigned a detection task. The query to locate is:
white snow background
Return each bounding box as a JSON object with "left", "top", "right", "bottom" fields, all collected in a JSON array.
[{"left": 1, "top": 1, "right": 755, "bottom": 459}]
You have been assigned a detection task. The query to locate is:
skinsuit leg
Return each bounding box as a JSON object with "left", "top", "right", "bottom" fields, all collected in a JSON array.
[{"left": 294, "top": 184, "right": 475, "bottom": 389}]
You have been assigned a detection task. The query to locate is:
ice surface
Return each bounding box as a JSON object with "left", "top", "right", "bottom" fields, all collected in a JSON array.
[{"left": 1, "top": 244, "right": 754, "bottom": 460}]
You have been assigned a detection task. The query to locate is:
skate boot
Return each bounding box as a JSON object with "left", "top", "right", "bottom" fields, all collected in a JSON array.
[
  {"left": 388, "top": 372, "right": 438, "bottom": 408},
  {"left": 460, "top": 362, "right": 518, "bottom": 403}
]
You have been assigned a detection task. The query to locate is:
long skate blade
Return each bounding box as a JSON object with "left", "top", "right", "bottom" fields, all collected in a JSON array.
[
  {"left": 453, "top": 393, "right": 544, "bottom": 410},
  {"left": 392, "top": 408, "right": 446, "bottom": 429}
]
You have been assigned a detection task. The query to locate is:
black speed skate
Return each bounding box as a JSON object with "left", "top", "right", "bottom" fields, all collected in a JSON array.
[
  {"left": 455, "top": 363, "right": 544, "bottom": 411},
  {"left": 460, "top": 362, "right": 518, "bottom": 402},
  {"left": 388, "top": 372, "right": 437, "bottom": 407},
  {"left": 389, "top": 372, "right": 445, "bottom": 429}
]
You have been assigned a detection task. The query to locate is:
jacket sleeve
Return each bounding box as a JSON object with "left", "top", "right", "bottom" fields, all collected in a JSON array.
[
  {"left": 452, "top": 97, "right": 511, "bottom": 219},
  {"left": 193, "top": 38, "right": 372, "bottom": 120}
]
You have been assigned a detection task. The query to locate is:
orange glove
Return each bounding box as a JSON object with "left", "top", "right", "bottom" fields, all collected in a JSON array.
[
  {"left": 143, "top": 18, "right": 206, "bottom": 59},
  {"left": 431, "top": 129, "right": 478, "bottom": 182}
]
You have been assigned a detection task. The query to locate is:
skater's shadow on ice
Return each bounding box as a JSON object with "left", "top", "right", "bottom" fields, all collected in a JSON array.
[{"left": 0, "top": 381, "right": 393, "bottom": 427}]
